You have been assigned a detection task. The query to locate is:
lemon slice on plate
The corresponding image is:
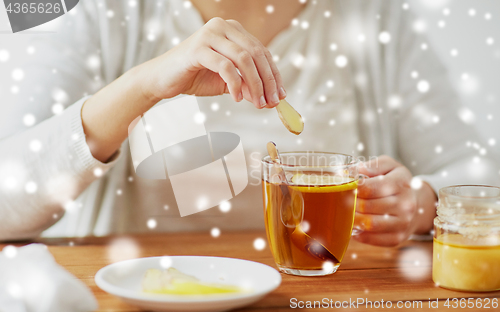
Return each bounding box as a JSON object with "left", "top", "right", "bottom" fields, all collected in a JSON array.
[
  {"left": 142, "top": 268, "right": 242, "bottom": 296},
  {"left": 95, "top": 256, "right": 281, "bottom": 312}
]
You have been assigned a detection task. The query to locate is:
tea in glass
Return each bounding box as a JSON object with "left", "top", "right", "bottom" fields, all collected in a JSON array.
[{"left": 262, "top": 152, "right": 363, "bottom": 276}]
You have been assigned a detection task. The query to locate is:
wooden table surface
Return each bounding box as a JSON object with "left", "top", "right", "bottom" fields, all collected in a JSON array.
[{"left": 3, "top": 230, "right": 500, "bottom": 311}]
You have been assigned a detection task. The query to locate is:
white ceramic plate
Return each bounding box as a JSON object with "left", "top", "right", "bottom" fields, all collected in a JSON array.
[{"left": 95, "top": 256, "right": 281, "bottom": 312}]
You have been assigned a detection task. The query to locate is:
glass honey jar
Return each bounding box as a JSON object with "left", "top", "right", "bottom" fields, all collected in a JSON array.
[{"left": 433, "top": 185, "right": 500, "bottom": 291}]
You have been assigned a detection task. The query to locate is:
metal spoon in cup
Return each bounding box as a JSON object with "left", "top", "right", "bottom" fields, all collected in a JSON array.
[{"left": 266, "top": 142, "right": 339, "bottom": 263}]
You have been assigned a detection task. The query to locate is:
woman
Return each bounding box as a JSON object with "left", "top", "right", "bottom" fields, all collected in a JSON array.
[{"left": 0, "top": 0, "right": 497, "bottom": 245}]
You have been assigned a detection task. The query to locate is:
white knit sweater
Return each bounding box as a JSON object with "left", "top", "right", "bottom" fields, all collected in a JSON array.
[{"left": 0, "top": 0, "right": 498, "bottom": 240}]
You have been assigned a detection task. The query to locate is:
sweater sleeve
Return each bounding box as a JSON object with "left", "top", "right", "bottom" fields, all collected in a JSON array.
[
  {"left": 377, "top": 1, "right": 500, "bottom": 190},
  {"left": 390, "top": 6, "right": 500, "bottom": 190},
  {"left": 0, "top": 1, "right": 122, "bottom": 241},
  {"left": 341, "top": 0, "right": 500, "bottom": 191},
  {"left": 0, "top": 96, "right": 121, "bottom": 241}
]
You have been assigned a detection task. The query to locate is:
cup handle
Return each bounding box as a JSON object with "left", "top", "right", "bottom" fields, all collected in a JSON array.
[
  {"left": 352, "top": 174, "right": 369, "bottom": 236},
  {"left": 351, "top": 213, "right": 365, "bottom": 236},
  {"left": 351, "top": 227, "right": 363, "bottom": 236},
  {"left": 357, "top": 173, "right": 369, "bottom": 186}
]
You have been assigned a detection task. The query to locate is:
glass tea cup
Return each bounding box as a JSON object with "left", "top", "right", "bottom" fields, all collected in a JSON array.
[{"left": 261, "top": 152, "right": 366, "bottom": 276}]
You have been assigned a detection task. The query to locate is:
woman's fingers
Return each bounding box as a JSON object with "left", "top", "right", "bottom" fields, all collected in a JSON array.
[
  {"left": 193, "top": 17, "right": 285, "bottom": 108},
  {"left": 360, "top": 155, "right": 401, "bottom": 177},
  {"left": 226, "top": 20, "right": 285, "bottom": 100},
  {"left": 358, "top": 196, "right": 416, "bottom": 223},
  {"left": 355, "top": 212, "right": 408, "bottom": 233},
  {"left": 224, "top": 19, "right": 282, "bottom": 108},
  {"left": 357, "top": 196, "right": 399, "bottom": 215},
  {"left": 195, "top": 48, "right": 243, "bottom": 102},
  {"left": 351, "top": 155, "right": 419, "bottom": 247},
  {"left": 208, "top": 36, "right": 266, "bottom": 108},
  {"left": 358, "top": 175, "right": 399, "bottom": 199},
  {"left": 263, "top": 49, "right": 286, "bottom": 100},
  {"left": 229, "top": 20, "right": 286, "bottom": 101},
  {"left": 358, "top": 166, "right": 412, "bottom": 199},
  {"left": 353, "top": 231, "right": 409, "bottom": 247}
]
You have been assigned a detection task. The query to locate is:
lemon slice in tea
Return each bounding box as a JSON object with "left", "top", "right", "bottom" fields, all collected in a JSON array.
[
  {"left": 290, "top": 173, "right": 357, "bottom": 193},
  {"left": 291, "top": 173, "right": 353, "bottom": 185}
]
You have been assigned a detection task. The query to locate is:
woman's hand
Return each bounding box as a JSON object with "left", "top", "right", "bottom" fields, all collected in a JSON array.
[
  {"left": 353, "top": 156, "right": 438, "bottom": 247},
  {"left": 82, "top": 18, "right": 286, "bottom": 162},
  {"left": 139, "top": 17, "right": 286, "bottom": 109}
]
